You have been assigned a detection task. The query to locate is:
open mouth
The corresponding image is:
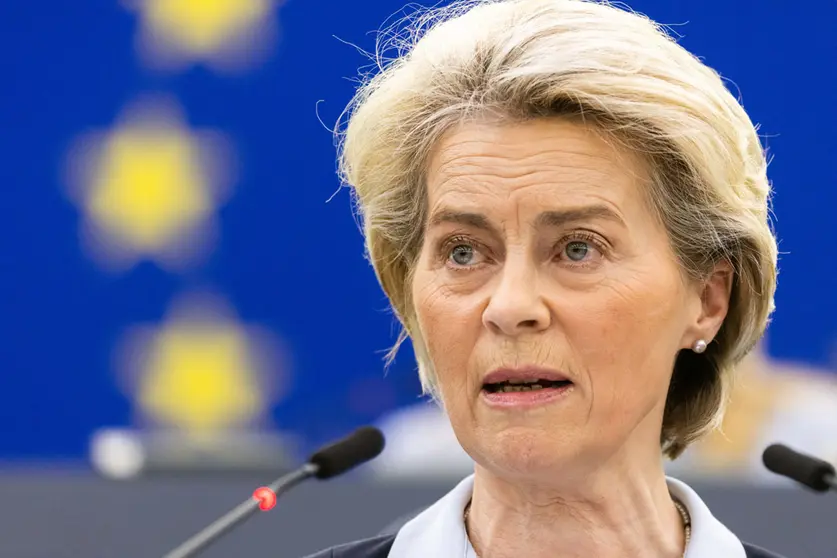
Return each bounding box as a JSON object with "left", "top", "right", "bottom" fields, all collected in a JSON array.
[{"left": 483, "top": 379, "right": 573, "bottom": 393}]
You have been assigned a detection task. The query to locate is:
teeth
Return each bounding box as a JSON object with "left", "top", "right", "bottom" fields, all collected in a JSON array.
[
  {"left": 500, "top": 384, "right": 544, "bottom": 392},
  {"left": 507, "top": 379, "right": 538, "bottom": 384}
]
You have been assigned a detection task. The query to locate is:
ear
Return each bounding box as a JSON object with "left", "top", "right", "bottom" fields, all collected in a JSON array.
[{"left": 682, "top": 261, "right": 734, "bottom": 349}]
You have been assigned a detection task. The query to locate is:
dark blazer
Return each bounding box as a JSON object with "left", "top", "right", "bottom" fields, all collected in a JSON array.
[{"left": 303, "top": 534, "right": 787, "bottom": 558}]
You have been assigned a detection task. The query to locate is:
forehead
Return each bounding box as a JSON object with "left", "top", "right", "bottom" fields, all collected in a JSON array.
[{"left": 425, "top": 118, "right": 650, "bottom": 214}]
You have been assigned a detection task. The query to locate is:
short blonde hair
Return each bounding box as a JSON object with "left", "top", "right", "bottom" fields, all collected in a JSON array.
[{"left": 337, "top": 0, "right": 778, "bottom": 458}]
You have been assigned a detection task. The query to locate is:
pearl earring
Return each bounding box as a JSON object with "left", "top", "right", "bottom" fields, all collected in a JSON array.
[{"left": 692, "top": 339, "right": 708, "bottom": 354}]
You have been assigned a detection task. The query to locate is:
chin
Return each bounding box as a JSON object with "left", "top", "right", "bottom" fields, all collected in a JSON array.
[{"left": 469, "top": 425, "right": 590, "bottom": 481}]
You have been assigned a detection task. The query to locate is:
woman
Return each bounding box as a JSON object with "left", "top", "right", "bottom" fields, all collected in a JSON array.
[{"left": 310, "top": 0, "right": 782, "bottom": 556}]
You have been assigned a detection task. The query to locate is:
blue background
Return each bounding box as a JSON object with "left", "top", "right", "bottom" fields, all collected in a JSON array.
[{"left": 0, "top": 0, "right": 834, "bottom": 462}]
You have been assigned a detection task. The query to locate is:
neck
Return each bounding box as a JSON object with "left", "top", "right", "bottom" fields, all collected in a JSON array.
[{"left": 466, "top": 453, "right": 686, "bottom": 558}]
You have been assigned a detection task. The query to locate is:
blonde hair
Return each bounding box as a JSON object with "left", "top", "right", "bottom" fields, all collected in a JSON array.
[{"left": 336, "top": 0, "right": 778, "bottom": 458}]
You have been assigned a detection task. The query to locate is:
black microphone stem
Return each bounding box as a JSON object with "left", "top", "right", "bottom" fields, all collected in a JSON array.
[
  {"left": 163, "top": 463, "right": 319, "bottom": 558},
  {"left": 160, "top": 426, "right": 384, "bottom": 558}
]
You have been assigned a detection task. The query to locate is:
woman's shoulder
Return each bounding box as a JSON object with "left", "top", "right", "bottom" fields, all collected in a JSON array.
[
  {"left": 301, "top": 534, "right": 396, "bottom": 558},
  {"left": 743, "top": 541, "right": 787, "bottom": 558}
]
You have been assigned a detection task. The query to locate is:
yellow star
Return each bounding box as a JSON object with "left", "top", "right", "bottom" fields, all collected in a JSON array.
[
  {"left": 65, "top": 97, "right": 233, "bottom": 271},
  {"left": 117, "top": 292, "right": 287, "bottom": 441},
  {"left": 140, "top": 324, "right": 262, "bottom": 435},
  {"left": 127, "top": 0, "right": 280, "bottom": 71}
]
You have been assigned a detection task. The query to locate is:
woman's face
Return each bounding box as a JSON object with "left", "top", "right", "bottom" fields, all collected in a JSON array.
[{"left": 412, "top": 118, "right": 712, "bottom": 481}]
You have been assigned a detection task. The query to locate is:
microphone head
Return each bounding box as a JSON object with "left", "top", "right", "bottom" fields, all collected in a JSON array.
[
  {"left": 308, "top": 426, "right": 385, "bottom": 480},
  {"left": 762, "top": 443, "right": 836, "bottom": 492}
]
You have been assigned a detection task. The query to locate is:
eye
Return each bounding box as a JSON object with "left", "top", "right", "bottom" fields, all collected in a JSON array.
[
  {"left": 564, "top": 240, "right": 591, "bottom": 262},
  {"left": 439, "top": 235, "right": 488, "bottom": 269},
  {"left": 450, "top": 244, "right": 476, "bottom": 266},
  {"left": 555, "top": 233, "right": 607, "bottom": 266}
]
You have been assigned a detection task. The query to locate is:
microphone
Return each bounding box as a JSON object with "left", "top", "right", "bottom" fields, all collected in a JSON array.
[
  {"left": 762, "top": 443, "right": 837, "bottom": 493},
  {"left": 163, "top": 426, "right": 385, "bottom": 558}
]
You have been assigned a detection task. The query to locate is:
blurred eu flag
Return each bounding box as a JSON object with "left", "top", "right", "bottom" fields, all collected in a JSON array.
[{"left": 0, "top": 0, "right": 835, "bottom": 470}]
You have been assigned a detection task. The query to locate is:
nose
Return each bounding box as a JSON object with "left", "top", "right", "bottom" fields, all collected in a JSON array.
[{"left": 482, "top": 258, "right": 551, "bottom": 337}]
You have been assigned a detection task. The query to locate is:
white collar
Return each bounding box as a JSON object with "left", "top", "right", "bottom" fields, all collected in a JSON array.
[{"left": 388, "top": 475, "right": 746, "bottom": 558}]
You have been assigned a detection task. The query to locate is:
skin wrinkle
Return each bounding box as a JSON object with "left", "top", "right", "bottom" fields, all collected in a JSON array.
[{"left": 410, "top": 118, "right": 732, "bottom": 558}]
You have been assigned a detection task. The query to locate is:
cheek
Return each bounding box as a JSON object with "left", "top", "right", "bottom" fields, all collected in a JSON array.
[
  {"left": 565, "top": 272, "right": 685, "bottom": 415},
  {"left": 412, "top": 270, "right": 478, "bottom": 387}
]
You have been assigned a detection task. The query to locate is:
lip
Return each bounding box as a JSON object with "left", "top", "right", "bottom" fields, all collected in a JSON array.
[
  {"left": 481, "top": 383, "right": 574, "bottom": 408},
  {"left": 480, "top": 366, "right": 574, "bottom": 410},
  {"left": 482, "top": 366, "right": 570, "bottom": 385}
]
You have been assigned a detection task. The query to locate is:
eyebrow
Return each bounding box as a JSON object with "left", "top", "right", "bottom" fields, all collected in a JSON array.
[
  {"left": 427, "top": 205, "right": 624, "bottom": 234},
  {"left": 535, "top": 206, "right": 624, "bottom": 228},
  {"left": 428, "top": 210, "right": 499, "bottom": 235}
]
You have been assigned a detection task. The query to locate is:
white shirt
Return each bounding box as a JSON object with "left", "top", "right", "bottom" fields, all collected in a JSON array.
[{"left": 388, "top": 475, "right": 747, "bottom": 558}]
